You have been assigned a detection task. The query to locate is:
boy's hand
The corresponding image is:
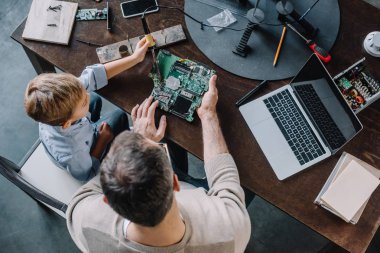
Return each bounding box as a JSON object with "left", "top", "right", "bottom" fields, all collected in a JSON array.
[
  {"left": 91, "top": 122, "right": 114, "bottom": 159},
  {"left": 197, "top": 75, "right": 218, "bottom": 121},
  {"left": 131, "top": 96, "right": 167, "bottom": 142},
  {"left": 132, "top": 37, "right": 150, "bottom": 63},
  {"left": 98, "top": 122, "right": 114, "bottom": 144}
]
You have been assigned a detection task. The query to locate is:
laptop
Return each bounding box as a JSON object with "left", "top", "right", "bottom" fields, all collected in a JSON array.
[{"left": 239, "top": 54, "right": 363, "bottom": 180}]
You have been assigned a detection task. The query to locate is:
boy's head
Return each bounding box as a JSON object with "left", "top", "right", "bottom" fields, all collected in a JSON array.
[
  {"left": 100, "top": 131, "right": 178, "bottom": 227},
  {"left": 25, "top": 73, "right": 90, "bottom": 127}
]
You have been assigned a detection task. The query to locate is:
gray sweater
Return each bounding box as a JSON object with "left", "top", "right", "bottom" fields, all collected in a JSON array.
[{"left": 66, "top": 153, "right": 251, "bottom": 253}]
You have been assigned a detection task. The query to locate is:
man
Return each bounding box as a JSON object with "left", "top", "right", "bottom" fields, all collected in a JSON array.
[{"left": 66, "top": 75, "right": 251, "bottom": 252}]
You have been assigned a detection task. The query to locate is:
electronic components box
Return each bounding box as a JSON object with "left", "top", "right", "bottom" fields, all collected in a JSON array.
[{"left": 334, "top": 58, "right": 380, "bottom": 113}]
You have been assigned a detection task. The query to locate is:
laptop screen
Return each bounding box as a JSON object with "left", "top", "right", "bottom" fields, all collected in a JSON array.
[{"left": 290, "top": 54, "right": 362, "bottom": 152}]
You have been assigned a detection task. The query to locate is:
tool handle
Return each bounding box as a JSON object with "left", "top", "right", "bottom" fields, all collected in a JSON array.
[
  {"left": 141, "top": 17, "right": 150, "bottom": 34},
  {"left": 308, "top": 42, "right": 331, "bottom": 63}
]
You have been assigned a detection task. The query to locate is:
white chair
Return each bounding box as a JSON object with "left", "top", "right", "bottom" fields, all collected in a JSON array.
[{"left": 0, "top": 140, "right": 84, "bottom": 218}]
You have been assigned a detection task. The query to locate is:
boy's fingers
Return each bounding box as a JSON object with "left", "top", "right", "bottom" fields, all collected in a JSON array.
[
  {"left": 141, "top": 39, "right": 150, "bottom": 51},
  {"left": 99, "top": 122, "right": 106, "bottom": 131},
  {"left": 142, "top": 96, "right": 153, "bottom": 117},
  {"left": 137, "top": 37, "right": 146, "bottom": 47},
  {"left": 156, "top": 115, "right": 167, "bottom": 140},
  {"left": 147, "top": 100, "right": 158, "bottom": 119}
]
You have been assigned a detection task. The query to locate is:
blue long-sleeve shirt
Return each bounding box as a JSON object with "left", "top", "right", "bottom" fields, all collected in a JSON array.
[{"left": 39, "top": 64, "right": 108, "bottom": 181}]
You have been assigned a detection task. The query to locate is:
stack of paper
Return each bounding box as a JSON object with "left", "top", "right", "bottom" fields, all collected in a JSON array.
[{"left": 315, "top": 152, "right": 380, "bottom": 224}]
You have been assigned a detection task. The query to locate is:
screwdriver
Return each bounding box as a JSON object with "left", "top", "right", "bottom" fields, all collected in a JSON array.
[
  {"left": 286, "top": 23, "right": 331, "bottom": 63},
  {"left": 141, "top": 16, "right": 162, "bottom": 80}
]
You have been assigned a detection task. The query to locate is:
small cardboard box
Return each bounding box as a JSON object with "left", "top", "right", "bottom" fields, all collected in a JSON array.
[{"left": 334, "top": 58, "right": 380, "bottom": 113}]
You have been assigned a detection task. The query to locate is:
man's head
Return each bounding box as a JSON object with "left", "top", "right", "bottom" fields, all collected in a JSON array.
[
  {"left": 24, "top": 73, "right": 89, "bottom": 127},
  {"left": 100, "top": 131, "right": 175, "bottom": 227}
]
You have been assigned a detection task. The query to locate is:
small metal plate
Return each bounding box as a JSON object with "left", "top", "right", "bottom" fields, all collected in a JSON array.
[{"left": 96, "top": 24, "right": 186, "bottom": 63}]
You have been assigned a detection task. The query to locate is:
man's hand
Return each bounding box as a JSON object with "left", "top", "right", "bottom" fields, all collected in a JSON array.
[
  {"left": 197, "top": 75, "right": 218, "bottom": 121},
  {"left": 132, "top": 37, "right": 150, "bottom": 63},
  {"left": 131, "top": 96, "right": 167, "bottom": 142}
]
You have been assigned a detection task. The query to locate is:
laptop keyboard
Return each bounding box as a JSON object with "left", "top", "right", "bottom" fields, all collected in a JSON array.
[
  {"left": 293, "top": 84, "right": 346, "bottom": 150},
  {"left": 264, "top": 89, "right": 326, "bottom": 165}
]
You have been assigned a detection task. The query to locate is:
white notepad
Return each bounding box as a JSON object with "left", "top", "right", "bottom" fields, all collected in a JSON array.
[
  {"left": 22, "top": 0, "right": 78, "bottom": 45},
  {"left": 320, "top": 160, "right": 379, "bottom": 222}
]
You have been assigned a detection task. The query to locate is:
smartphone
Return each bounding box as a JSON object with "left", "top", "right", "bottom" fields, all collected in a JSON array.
[{"left": 120, "top": 0, "right": 159, "bottom": 18}]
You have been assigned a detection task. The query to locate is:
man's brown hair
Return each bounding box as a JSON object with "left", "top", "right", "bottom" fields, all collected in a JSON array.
[
  {"left": 24, "top": 73, "right": 84, "bottom": 126},
  {"left": 100, "top": 131, "right": 174, "bottom": 227}
]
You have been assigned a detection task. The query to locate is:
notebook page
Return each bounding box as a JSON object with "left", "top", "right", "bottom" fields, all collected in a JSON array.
[{"left": 321, "top": 160, "right": 379, "bottom": 221}]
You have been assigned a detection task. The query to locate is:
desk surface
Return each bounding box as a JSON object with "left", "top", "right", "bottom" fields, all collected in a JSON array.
[{"left": 12, "top": 0, "right": 380, "bottom": 252}]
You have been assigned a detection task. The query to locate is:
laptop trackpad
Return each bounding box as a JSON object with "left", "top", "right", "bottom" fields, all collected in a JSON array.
[
  {"left": 239, "top": 98, "right": 272, "bottom": 125},
  {"left": 252, "top": 118, "right": 301, "bottom": 180}
]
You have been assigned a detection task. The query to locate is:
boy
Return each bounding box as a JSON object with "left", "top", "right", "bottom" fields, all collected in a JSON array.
[{"left": 24, "top": 38, "right": 150, "bottom": 181}]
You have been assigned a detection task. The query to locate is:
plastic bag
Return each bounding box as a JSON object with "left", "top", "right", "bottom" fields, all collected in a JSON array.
[{"left": 207, "top": 9, "right": 237, "bottom": 32}]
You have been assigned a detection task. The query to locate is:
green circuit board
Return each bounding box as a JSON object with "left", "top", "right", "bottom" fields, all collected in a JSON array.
[
  {"left": 76, "top": 8, "right": 108, "bottom": 21},
  {"left": 149, "top": 50, "right": 215, "bottom": 122}
]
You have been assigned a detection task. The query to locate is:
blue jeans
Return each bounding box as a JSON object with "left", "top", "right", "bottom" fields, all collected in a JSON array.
[{"left": 89, "top": 92, "right": 130, "bottom": 141}]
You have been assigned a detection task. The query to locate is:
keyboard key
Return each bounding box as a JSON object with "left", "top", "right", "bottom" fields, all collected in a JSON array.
[
  {"left": 268, "top": 97, "right": 276, "bottom": 107},
  {"left": 301, "top": 153, "right": 309, "bottom": 163},
  {"left": 274, "top": 118, "right": 290, "bottom": 140},
  {"left": 293, "top": 84, "right": 346, "bottom": 150},
  {"left": 264, "top": 89, "right": 328, "bottom": 166}
]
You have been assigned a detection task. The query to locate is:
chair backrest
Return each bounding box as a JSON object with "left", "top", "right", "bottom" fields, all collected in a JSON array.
[
  {"left": 0, "top": 141, "right": 83, "bottom": 218},
  {"left": 0, "top": 140, "right": 203, "bottom": 218}
]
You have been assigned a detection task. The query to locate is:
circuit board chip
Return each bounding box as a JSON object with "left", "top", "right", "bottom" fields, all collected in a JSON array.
[
  {"left": 172, "top": 96, "right": 192, "bottom": 115},
  {"left": 149, "top": 50, "right": 215, "bottom": 122}
]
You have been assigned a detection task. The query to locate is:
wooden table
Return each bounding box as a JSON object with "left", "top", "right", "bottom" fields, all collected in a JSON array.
[{"left": 11, "top": 0, "right": 380, "bottom": 252}]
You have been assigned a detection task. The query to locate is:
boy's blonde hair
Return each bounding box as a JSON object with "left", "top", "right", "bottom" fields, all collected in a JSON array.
[{"left": 24, "top": 73, "right": 84, "bottom": 126}]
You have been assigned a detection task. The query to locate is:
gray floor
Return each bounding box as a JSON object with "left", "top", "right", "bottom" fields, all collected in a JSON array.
[{"left": 0, "top": 1, "right": 379, "bottom": 252}]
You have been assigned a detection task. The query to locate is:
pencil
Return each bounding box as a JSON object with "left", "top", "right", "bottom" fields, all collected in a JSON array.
[
  {"left": 76, "top": 39, "right": 103, "bottom": 47},
  {"left": 273, "top": 26, "right": 287, "bottom": 67}
]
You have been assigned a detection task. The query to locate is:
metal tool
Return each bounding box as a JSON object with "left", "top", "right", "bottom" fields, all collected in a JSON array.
[
  {"left": 76, "top": 39, "right": 103, "bottom": 47},
  {"left": 286, "top": 23, "right": 331, "bottom": 63},
  {"left": 107, "top": 1, "right": 112, "bottom": 31},
  {"left": 141, "top": 16, "right": 161, "bottom": 81}
]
